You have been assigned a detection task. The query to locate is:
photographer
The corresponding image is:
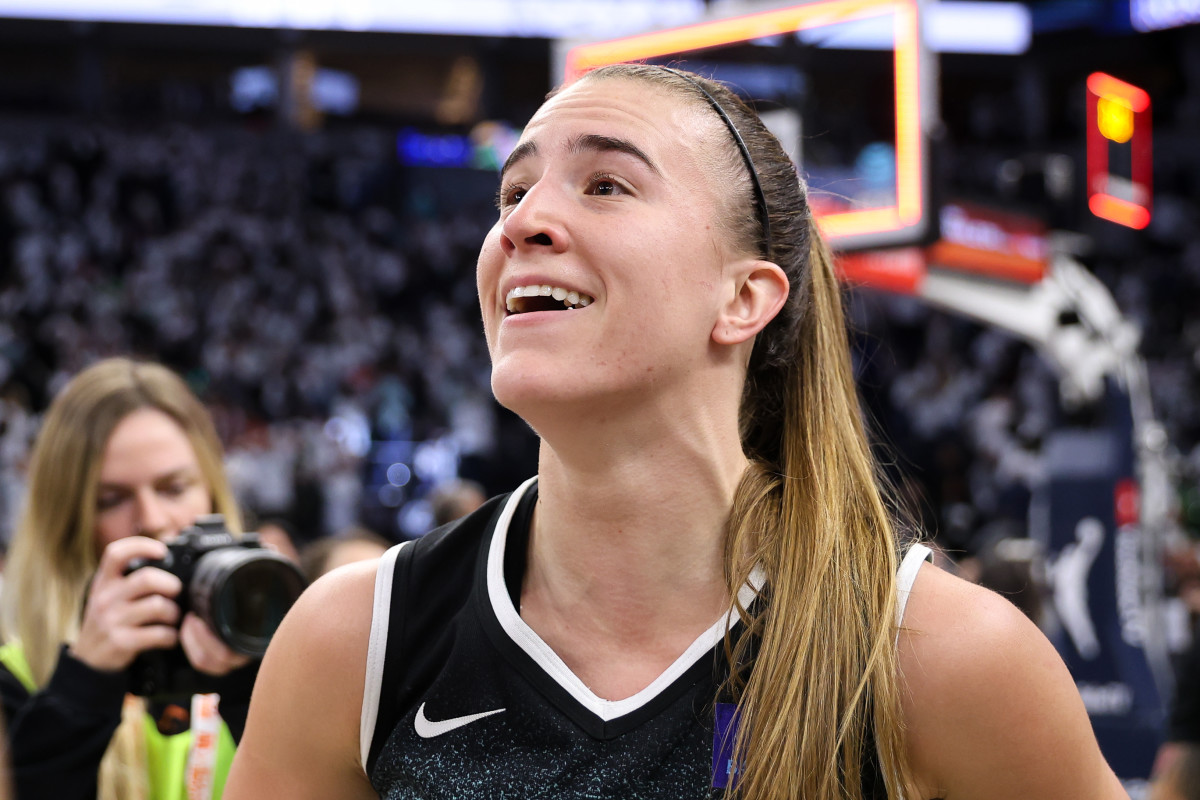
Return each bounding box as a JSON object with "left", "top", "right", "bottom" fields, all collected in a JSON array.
[{"left": 0, "top": 358, "right": 256, "bottom": 800}]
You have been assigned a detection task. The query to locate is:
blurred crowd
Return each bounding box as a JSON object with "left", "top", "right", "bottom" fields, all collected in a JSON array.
[
  {"left": 0, "top": 118, "right": 530, "bottom": 548},
  {"left": 1, "top": 84, "right": 1200, "bottom": 800},
  {"left": 0, "top": 106, "right": 1198, "bottom": 596}
]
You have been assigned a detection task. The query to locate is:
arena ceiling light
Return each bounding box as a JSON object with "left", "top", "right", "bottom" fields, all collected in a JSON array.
[
  {"left": 798, "top": 1, "right": 1030, "bottom": 54},
  {"left": 1131, "top": 0, "right": 1200, "bottom": 31},
  {"left": 0, "top": 0, "right": 703, "bottom": 37}
]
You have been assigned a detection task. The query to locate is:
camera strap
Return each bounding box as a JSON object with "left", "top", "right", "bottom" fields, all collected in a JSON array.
[{"left": 185, "top": 692, "right": 222, "bottom": 800}]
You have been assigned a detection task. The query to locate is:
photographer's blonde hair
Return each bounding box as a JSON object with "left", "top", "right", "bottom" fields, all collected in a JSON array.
[
  {"left": 576, "top": 65, "right": 915, "bottom": 799},
  {"left": 0, "top": 358, "right": 241, "bottom": 800}
]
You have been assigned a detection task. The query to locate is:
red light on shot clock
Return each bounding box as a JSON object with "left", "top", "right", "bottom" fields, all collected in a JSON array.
[{"left": 1086, "top": 72, "right": 1152, "bottom": 230}]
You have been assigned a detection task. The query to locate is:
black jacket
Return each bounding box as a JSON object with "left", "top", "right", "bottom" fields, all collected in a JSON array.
[{"left": 0, "top": 645, "right": 255, "bottom": 800}]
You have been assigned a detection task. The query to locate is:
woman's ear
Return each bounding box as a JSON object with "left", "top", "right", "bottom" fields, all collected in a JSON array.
[{"left": 712, "top": 259, "right": 789, "bottom": 346}]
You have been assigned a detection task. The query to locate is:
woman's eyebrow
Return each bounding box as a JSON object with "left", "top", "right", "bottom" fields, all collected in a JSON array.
[
  {"left": 500, "top": 140, "right": 537, "bottom": 181},
  {"left": 96, "top": 467, "right": 196, "bottom": 491},
  {"left": 570, "top": 134, "right": 662, "bottom": 177},
  {"left": 499, "top": 134, "right": 662, "bottom": 182}
]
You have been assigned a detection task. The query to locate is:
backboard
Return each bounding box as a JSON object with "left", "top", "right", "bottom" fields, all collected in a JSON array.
[{"left": 554, "top": 0, "right": 938, "bottom": 252}]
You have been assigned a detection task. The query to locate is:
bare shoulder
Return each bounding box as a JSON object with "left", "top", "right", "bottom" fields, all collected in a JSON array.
[
  {"left": 225, "top": 557, "right": 380, "bottom": 800},
  {"left": 897, "top": 561, "right": 1127, "bottom": 800},
  {"left": 268, "top": 556, "right": 379, "bottom": 683}
]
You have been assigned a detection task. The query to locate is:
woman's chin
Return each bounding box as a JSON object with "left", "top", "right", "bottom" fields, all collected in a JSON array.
[{"left": 491, "top": 372, "right": 588, "bottom": 417}]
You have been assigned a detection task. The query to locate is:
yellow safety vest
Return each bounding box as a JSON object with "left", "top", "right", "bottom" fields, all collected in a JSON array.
[{"left": 0, "top": 641, "right": 237, "bottom": 800}]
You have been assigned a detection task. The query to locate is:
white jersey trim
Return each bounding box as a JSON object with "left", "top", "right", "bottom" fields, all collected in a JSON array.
[
  {"left": 358, "top": 483, "right": 933, "bottom": 763},
  {"left": 360, "top": 541, "right": 408, "bottom": 772},
  {"left": 883, "top": 542, "right": 934, "bottom": 800},
  {"left": 894, "top": 543, "right": 932, "bottom": 634},
  {"left": 486, "top": 477, "right": 763, "bottom": 723}
]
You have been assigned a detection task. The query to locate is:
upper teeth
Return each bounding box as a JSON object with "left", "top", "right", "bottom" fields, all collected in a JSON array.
[{"left": 506, "top": 284, "right": 594, "bottom": 312}]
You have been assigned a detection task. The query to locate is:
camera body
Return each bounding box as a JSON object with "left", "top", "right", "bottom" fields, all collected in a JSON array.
[{"left": 125, "top": 515, "right": 307, "bottom": 698}]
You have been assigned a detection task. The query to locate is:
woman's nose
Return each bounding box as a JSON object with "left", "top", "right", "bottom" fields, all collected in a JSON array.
[
  {"left": 499, "top": 184, "right": 570, "bottom": 257},
  {"left": 134, "top": 490, "right": 173, "bottom": 540}
]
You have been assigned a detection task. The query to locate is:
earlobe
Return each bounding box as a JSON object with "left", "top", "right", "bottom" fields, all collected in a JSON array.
[{"left": 712, "top": 260, "right": 789, "bottom": 346}]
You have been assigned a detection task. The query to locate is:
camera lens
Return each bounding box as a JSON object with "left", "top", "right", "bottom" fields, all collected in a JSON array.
[{"left": 190, "top": 548, "right": 306, "bottom": 657}]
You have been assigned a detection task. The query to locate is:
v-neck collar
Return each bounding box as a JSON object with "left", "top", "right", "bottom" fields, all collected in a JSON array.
[{"left": 476, "top": 476, "right": 761, "bottom": 739}]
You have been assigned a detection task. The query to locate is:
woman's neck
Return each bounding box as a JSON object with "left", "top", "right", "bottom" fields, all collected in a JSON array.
[
  {"left": 514, "top": 417, "right": 747, "bottom": 701},
  {"left": 522, "top": 404, "right": 748, "bottom": 640}
]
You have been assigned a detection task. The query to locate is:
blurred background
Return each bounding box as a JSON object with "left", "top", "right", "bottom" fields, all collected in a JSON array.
[{"left": 0, "top": 0, "right": 1195, "bottom": 792}]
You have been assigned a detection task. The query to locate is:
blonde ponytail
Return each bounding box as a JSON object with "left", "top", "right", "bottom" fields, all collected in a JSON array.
[
  {"left": 98, "top": 697, "right": 150, "bottom": 800},
  {"left": 725, "top": 226, "right": 912, "bottom": 799}
]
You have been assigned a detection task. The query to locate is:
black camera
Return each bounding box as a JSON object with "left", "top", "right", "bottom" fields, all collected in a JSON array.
[{"left": 124, "top": 515, "right": 307, "bottom": 698}]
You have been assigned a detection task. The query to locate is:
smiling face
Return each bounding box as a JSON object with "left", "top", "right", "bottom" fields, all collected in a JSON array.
[
  {"left": 477, "top": 76, "right": 743, "bottom": 420},
  {"left": 92, "top": 407, "right": 213, "bottom": 553}
]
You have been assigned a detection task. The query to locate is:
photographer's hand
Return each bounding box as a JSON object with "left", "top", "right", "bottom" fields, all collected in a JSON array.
[
  {"left": 180, "top": 613, "right": 252, "bottom": 676},
  {"left": 70, "top": 536, "right": 183, "bottom": 673}
]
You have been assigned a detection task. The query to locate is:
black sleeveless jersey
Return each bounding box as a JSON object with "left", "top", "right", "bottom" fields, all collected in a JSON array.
[{"left": 361, "top": 477, "right": 929, "bottom": 799}]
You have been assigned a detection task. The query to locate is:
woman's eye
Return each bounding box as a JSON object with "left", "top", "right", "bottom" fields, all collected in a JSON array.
[
  {"left": 587, "top": 174, "right": 624, "bottom": 197},
  {"left": 96, "top": 493, "right": 125, "bottom": 512},
  {"left": 496, "top": 185, "right": 526, "bottom": 209},
  {"left": 160, "top": 477, "right": 198, "bottom": 498}
]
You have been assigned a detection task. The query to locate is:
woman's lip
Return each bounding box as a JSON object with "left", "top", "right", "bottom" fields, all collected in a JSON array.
[{"left": 501, "top": 304, "right": 593, "bottom": 323}]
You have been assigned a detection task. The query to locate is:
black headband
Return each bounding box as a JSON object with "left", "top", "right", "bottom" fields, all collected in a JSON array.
[{"left": 663, "top": 68, "right": 772, "bottom": 258}]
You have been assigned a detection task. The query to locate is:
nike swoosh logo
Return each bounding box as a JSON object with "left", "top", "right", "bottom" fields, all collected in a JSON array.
[{"left": 413, "top": 703, "right": 505, "bottom": 738}]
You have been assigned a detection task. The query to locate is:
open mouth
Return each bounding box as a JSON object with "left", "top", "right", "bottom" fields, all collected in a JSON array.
[{"left": 505, "top": 284, "right": 594, "bottom": 314}]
